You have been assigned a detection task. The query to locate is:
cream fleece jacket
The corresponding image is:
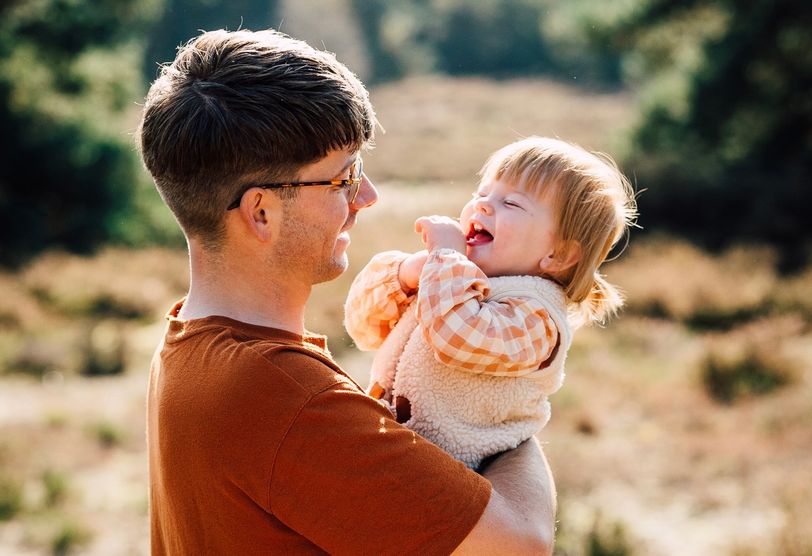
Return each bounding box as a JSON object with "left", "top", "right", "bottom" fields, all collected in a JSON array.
[{"left": 369, "top": 274, "right": 572, "bottom": 469}]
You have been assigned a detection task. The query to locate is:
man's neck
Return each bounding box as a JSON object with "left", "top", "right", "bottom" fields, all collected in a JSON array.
[{"left": 177, "top": 247, "right": 310, "bottom": 335}]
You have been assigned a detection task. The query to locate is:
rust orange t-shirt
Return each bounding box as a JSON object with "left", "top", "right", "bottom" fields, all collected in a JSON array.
[{"left": 147, "top": 301, "right": 491, "bottom": 555}]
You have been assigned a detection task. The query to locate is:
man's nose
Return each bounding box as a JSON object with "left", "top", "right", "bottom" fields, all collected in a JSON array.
[{"left": 351, "top": 174, "right": 378, "bottom": 209}]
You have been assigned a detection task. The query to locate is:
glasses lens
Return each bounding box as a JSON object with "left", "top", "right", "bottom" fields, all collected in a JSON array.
[
  {"left": 347, "top": 157, "right": 362, "bottom": 204},
  {"left": 348, "top": 181, "right": 360, "bottom": 204}
]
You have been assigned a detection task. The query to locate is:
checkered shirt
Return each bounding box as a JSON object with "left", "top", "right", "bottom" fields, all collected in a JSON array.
[{"left": 345, "top": 249, "right": 558, "bottom": 376}]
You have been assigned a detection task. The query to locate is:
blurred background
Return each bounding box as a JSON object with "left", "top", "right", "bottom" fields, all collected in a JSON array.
[{"left": 0, "top": 0, "right": 810, "bottom": 554}]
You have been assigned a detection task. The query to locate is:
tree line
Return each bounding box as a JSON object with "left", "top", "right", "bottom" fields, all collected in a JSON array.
[{"left": 1, "top": 0, "right": 809, "bottom": 269}]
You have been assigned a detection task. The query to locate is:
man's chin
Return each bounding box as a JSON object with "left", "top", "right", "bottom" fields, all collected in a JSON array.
[{"left": 313, "top": 256, "right": 348, "bottom": 284}]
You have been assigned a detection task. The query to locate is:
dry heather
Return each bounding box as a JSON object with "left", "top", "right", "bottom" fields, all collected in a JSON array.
[
  {"left": 2, "top": 76, "right": 811, "bottom": 555},
  {"left": 606, "top": 238, "right": 780, "bottom": 326}
]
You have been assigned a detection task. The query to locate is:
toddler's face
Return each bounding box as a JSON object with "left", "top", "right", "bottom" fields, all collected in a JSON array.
[{"left": 460, "top": 178, "right": 558, "bottom": 277}]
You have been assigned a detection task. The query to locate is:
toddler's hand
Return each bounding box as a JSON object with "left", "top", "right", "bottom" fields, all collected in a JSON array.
[
  {"left": 398, "top": 250, "right": 428, "bottom": 293},
  {"left": 414, "top": 216, "right": 466, "bottom": 254}
]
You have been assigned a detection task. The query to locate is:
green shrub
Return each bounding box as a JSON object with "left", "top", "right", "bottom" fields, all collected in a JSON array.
[
  {"left": 7, "top": 347, "right": 54, "bottom": 377},
  {"left": 51, "top": 520, "right": 91, "bottom": 556},
  {"left": 685, "top": 304, "right": 772, "bottom": 332},
  {"left": 42, "top": 470, "right": 68, "bottom": 508},
  {"left": 587, "top": 517, "right": 633, "bottom": 556},
  {"left": 90, "top": 420, "right": 124, "bottom": 448},
  {"left": 78, "top": 322, "right": 127, "bottom": 377},
  {"left": 698, "top": 315, "right": 803, "bottom": 404},
  {"left": 702, "top": 348, "right": 792, "bottom": 404},
  {"left": 44, "top": 412, "right": 68, "bottom": 429},
  {"left": 0, "top": 473, "right": 23, "bottom": 521}
]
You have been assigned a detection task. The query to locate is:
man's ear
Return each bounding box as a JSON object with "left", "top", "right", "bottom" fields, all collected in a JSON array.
[
  {"left": 539, "top": 240, "right": 581, "bottom": 275},
  {"left": 235, "top": 187, "right": 283, "bottom": 242}
]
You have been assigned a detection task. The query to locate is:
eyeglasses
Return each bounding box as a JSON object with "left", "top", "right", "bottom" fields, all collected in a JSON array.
[{"left": 226, "top": 156, "right": 363, "bottom": 210}]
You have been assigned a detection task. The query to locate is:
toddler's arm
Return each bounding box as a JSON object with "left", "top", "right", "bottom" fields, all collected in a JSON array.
[
  {"left": 417, "top": 249, "right": 559, "bottom": 376},
  {"left": 344, "top": 251, "right": 419, "bottom": 350}
]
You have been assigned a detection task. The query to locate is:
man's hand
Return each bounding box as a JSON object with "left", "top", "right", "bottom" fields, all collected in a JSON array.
[
  {"left": 398, "top": 250, "right": 429, "bottom": 294},
  {"left": 414, "top": 216, "right": 467, "bottom": 254}
]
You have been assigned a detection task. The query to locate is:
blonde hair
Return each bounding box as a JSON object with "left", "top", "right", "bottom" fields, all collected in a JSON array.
[{"left": 479, "top": 137, "right": 637, "bottom": 324}]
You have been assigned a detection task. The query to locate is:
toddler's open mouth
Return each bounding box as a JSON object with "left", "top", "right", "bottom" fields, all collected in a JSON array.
[{"left": 466, "top": 222, "right": 493, "bottom": 246}]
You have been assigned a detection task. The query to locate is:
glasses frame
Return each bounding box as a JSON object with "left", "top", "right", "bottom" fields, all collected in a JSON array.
[{"left": 226, "top": 157, "right": 363, "bottom": 211}]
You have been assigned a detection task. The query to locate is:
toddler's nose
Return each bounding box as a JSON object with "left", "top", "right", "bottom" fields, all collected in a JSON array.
[{"left": 474, "top": 196, "right": 493, "bottom": 215}]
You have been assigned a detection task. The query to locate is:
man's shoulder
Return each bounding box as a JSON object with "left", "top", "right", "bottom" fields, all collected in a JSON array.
[
  {"left": 160, "top": 319, "right": 358, "bottom": 399},
  {"left": 250, "top": 340, "right": 355, "bottom": 391},
  {"left": 221, "top": 332, "right": 357, "bottom": 396}
]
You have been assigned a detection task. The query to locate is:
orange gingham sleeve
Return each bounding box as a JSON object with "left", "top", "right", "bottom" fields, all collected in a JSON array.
[
  {"left": 344, "top": 251, "right": 416, "bottom": 351},
  {"left": 416, "top": 249, "right": 558, "bottom": 376}
]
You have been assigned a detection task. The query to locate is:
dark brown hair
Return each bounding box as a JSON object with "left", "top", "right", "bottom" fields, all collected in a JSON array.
[{"left": 137, "top": 29, "right": 377, "bottom": 247}]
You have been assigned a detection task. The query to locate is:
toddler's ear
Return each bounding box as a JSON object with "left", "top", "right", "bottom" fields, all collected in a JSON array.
[{"left": 539, "top": 240, "right": 581, "bottom": 275}]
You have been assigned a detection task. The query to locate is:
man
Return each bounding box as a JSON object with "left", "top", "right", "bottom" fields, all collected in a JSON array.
[{"left": 138, "top": 29, "right": 556, "bottom": 555}]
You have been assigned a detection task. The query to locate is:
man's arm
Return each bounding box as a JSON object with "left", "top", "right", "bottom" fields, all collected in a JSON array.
[{"left": 453, "top": 438, "right": 556, "bottom": 556}]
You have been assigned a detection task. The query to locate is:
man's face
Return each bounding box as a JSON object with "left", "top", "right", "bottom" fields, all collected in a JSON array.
[{"left": 272, "top": 148, "right": 378, "bottom": 285}]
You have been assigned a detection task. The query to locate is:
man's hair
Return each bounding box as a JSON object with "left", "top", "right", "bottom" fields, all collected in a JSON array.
[
  {"left": 479, "top": 136, "right": 637, "bottom": 325},
  {"left": 137, "top": 29, "right": 377, "bottom": 248}
]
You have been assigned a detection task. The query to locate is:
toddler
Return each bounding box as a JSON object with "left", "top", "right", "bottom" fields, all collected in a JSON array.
[{"left": 344, "top": 137, "right": 636, "bottom": 469}]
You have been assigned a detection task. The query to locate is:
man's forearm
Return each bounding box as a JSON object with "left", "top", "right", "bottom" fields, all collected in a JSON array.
[{"left": 453, "top": 438, "right": 557, "bottom": 555}]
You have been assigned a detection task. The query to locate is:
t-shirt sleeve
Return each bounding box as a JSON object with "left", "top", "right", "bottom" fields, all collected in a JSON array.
[{"left": 268, "top": 381, "right": 491, "bottom": 556}]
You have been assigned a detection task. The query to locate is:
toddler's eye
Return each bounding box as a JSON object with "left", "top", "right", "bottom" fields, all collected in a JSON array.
[
  {"left": 504, "top": 200, "right": 521, "bottom": 208},
  {"left": 472, "top": 191, "right": 487, "bottom": 199}
]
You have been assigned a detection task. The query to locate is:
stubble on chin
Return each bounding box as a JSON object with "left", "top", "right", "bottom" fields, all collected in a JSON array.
[
  {"left": 315, "top": 244, "right": 350, "bottom": 284},
  {"left": 313, "top": 259, "right": 347, "bottom": 285}
]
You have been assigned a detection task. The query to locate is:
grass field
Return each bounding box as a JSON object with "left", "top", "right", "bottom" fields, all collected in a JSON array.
[{"left": 1, "top": 75, "right": 810, "bottom": 555}]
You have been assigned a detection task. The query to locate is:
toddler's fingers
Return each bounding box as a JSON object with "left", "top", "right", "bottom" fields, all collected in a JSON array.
[{"left": 414, "top": 215, "right": 438, "bottom": 234}]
